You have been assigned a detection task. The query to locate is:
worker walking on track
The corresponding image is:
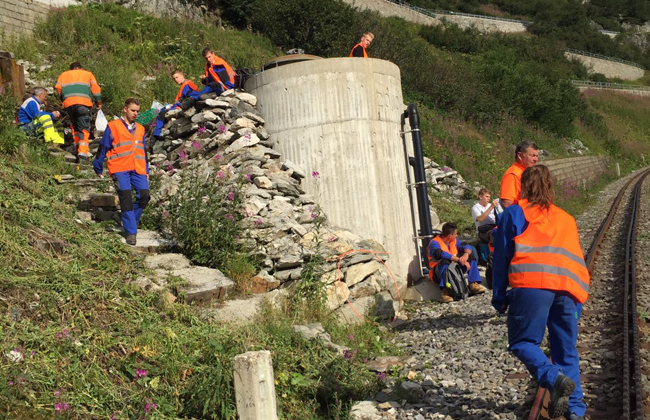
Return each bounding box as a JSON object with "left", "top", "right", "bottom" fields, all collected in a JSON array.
[
  {"left": 55, "top": 62, "right": 102, "bottom": 162},
  {"left": 492, "top": 165, "right": 589, "bottom": 420},
  {"left": 499, "top": 140, "right": 539, "bottom": 209},
  {"left": 17, "top": 87, "right": 64, "bottom": 144},
  {"left": 93, "top": 98, "right": 150, "bottom": 246},
  {"left": 349, "top": 32, "right": 374, "bottom": 58}
]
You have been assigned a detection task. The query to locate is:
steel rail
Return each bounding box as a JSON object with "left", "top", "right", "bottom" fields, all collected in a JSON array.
[{"left": 528, "top": 168, "right": 650, "bottom": 420}]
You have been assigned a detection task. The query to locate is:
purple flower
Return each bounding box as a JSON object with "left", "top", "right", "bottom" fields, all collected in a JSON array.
[
  {"left": 55, "top": 329, "right": 70, "bottom": 341},
  {"left": 216, "top": 171, "right": 225, "bottom": 179},
  {"left": 8, "top": 381, "right": 13, "bottom": 386},
  {"left": 178, "top": 150, "right": 188, "bottom": 162},
  {"left": 218, "top": 124, "right": 227, "bottom": 134},
  {"left": 225, "top": 213, "right": 234, "bottom": 221},
  {"left": 54, "top": 402, "right": 69, "bottom": 413},
  {"left": 312, "top": 170, "right": 320, "bottom": 179},
  {"left": 244, "top": 133, "right": 251, "bottom": 140},
  {"left": 144, "top": 400, "right": 158, "bottom": 414},
  {"left": 377, "top": 372, "right": 386, "bottom": 382},
  {"left": 311, "top": 212, "right": 318, "bottom": 219},
  {"left": 328, "top": 236, "right": 336, "bottom": 242},
  {"left": 135, "top": 369, "right": 147, "bottom": 379},
  {"left": 191, "top": 140, "right": 202, "bottom": 150},
  {"left": 348, "top": 334, "right": 354, "bottom": 341},
  {"left": 213, "top": 153, "right": 223, "bottom": 161},
  {"left": 254, "top": 218, "right": 263, "bottom": 226},
  {"left": 166, "top": 164, "right": 175, "bottom": 173},
  {"left": 226, "top": 191, "right": 235, "bottom": 201},
  {"left": 245, "top": 173, "right": 252, "bottom": 181},
  {"left": 197, "top": 126, "right": 207, "bottom": 134}
]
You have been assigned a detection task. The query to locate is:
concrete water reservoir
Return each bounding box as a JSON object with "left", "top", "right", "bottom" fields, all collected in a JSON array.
[{"left": 245, "top": 57, "right": 417, "bottom": 282}]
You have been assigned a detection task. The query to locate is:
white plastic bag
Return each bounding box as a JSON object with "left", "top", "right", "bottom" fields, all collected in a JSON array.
[
  {"left": 151, "top": 100, "right": 164, "bottom": 111},
  {"left": 95, "top": 109, "right": 108, "bottom": 132}
]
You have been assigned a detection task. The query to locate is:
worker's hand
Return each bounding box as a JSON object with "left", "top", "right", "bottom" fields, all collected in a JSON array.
[
  {"left": 97, "top": 103, "right": 102, "bottom": 110},
  {"left": 458, "top": 253, "right": 469, "bottom": 265},
  {"left": 491, "top": 199, "right": 499, "bottom": 208},
  {"left": 97, "top": 173, "right": 104, "bottom": 178},
  {"left": 53, "top": 111, "right": 60, "bottom": 119}
]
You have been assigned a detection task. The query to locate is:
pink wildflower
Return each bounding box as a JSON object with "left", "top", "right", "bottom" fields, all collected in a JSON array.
[
  {"left": 196, "top": 127, "right": 207, "bottom": 134},
  {"left": 225, "top": 213, "right": 234, "bottom": 221},
  {"left": 214, "top": 153, "right": 223, "bottom": 161},
  {"left": 191, "top": 140, "right": 202, "bottom": 149},
  {"left": 178, "top": 150, "right": 188, "bottom": 162},
  {"left": 216, "top": 171, "right": 225, "bottom": 179},
  {"left": 312, "top": 170, "right": 320, "bottom": 179},
  {"left": 226, "top": 191, "right": 235, "bottom": 201},
  {"left": 254, "top": 218, "right": 263, "bottom": 226}
]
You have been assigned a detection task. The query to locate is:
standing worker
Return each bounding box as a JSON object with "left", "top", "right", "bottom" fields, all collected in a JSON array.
[
  {"left": 492, "top": 165, "right": 589, "bottom": 420},
  {"left": 93, "top": 98, "right": 150, "bottom": 246},
  {"left": 499, "top": 140, "right": 539, "bottom": 209},
  {"left": 55, "top": 62, "right": 102, "bottom": 162},
  {"left": 193, "top": 47, "right": 235, "bottom": 98},
  {"left": 152, "top": 69, "right": 198, "bottom": 141},
  {"left": 349, "top": 32, "right": 374, "bottom": 58},
  {"left": 17, "top": 87, "right": 64, "bottom": 144}
]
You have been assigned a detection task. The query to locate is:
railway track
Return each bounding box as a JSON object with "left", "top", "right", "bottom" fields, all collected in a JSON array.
[{"left": 528, "top": 168, "right": 650, "bottom": 420}]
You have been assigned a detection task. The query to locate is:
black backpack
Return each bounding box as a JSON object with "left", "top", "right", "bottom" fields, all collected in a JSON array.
[
  {"left": 234, "top": 68, "right": 254, "bottom": 90},
  {"left": 444, "top": 262, "right": 469, "bottom": 301}
]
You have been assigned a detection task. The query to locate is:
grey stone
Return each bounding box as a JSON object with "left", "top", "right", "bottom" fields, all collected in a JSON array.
[
  {"left": 281, "top": 159, "right": 306, "bottom": 179},
  {"left": 254, "top": 176, "right": 273, "bottom": 189}
]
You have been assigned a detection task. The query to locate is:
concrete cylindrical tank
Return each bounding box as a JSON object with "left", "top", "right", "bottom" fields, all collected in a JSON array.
[{"left": 246, "top": 57, "right": 416, "bottom": 282}]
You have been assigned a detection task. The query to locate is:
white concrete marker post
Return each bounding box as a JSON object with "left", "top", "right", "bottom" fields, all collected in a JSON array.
[
  {"left": 233, "top": 350, "right": 278, "bottom": 420},
  {"left": 616, "top": 162, "right": 621, "bottom": 178}
]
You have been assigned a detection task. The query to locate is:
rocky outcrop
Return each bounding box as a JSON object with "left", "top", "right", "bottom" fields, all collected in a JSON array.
[{"left": 145, "top": 89, "right": 405, "bottom": 319}]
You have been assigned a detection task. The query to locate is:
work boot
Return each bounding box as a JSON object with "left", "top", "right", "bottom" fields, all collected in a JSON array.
[
  {"left": 469, "top": 282, "right": 487, "bottom": 295},
  {"left": 125, "top": 234, "right": 137, "bottom": 246},
  {"left": 440, "top": 288, "right": 454, "bottom": 303},
  {"left": 548, "top": 374, "right": 575, "bottom": 419}
]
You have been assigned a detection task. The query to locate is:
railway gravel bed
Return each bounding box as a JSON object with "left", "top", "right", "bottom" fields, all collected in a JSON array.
[
  {"left": 636, "top": 177, "right": 650, "bottom": 418},
  {"left": 356, "top": 169, "right": 646, "bottom": 420}
]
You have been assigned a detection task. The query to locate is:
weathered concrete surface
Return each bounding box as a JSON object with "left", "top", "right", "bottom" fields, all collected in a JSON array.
[
  {"left": 246, "top": 58, "right": 415, "bottom": 283},
  {"left": 233, "top": 351, "right": 278, "bottom": 420},
  {"left": 122, "top": 230, "right": 174, "bottom": 254},
  {"left": 0, "top": 0, "right": 78, "bottom": 38},
  {"left": 565, "top": 51, "right": 645, "bottom": 81},
  {"left": 342, "top": 0, "right": 527, "bottom": 33}
]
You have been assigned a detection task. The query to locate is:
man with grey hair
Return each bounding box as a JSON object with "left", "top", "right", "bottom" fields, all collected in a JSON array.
[
  {"left": 17, "top": 87, "right": 64, "bottom": 144},
  {"left": 499, "top": 140, "right": 539, "bottom": 209}
]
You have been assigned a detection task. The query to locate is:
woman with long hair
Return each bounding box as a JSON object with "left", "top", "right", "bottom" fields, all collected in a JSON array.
[{"left": 492, "top": 165, "right": 589, "bottom": 420}]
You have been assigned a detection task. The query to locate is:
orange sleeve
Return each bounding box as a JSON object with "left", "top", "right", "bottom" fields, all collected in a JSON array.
[
  {"left": 500, "top": 173, "right": 520, "bottom": 202},
  {"left": 54, "top": 75, "right": 62, "bottom": 95},
  {"left": 89, "top": 73, "right": 101, "bottom": 96}
]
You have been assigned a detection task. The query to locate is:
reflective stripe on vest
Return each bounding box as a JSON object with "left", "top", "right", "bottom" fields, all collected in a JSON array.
[
  {"left": 349, "top": 43, "right": 368, "bottom": 58},
  {"left": 55, "top": 69, "right": 102, "bottom": 108},
  {"left": 175, "top": 80, "right": 198, "bottom": 103},
  {"left": 428, "top": 236, "right": 458, "bottom": 281},
  {"left": 106, "top": 120, "right": 147, "bottom": 176},
  {"left": 204, "top": 56, "right": 235, "bottom": 91},
  {"left": 508, "top": 199, "right": 590, "bottom": 303}
]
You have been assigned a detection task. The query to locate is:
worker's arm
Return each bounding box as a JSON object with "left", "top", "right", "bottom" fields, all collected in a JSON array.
[
  {"left": 93, "top": 126, "right": 113, "bottom": 176},
  {"left": 492, "top": 205, "right": 527, "bottom": 313}
]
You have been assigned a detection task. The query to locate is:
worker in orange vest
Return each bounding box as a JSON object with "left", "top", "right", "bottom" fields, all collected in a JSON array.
[
  {"left": 492, "top": 165, "right": 589, "bottom": 420},
  {"left": 55, "top": 62, "right": 102, "bottom": 162},
  {"left": 152, "top": 69, "right": 198, "bottom": 140},
  {"left": 499, "top": 139, "right": 539, "bottom": 209},
  {"left": 428, "top": 222, "right": 487, "bottom": 303},
  {"left": 93, "top": 98, "right": 150, "bottom": 246},
  {"left": 192, "top": 47, "right": 236, "bottom": 98},
  {"left": 349, "top": 32, "right": 374, "bottom": 58}
]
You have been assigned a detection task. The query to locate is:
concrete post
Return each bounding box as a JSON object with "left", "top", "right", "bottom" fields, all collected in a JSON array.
[
  {"left": 616, "top": 162, "right": 621, "bottom": 177},
  {"left": 233, "top": 350, "right": 278, "bottom": 420}
]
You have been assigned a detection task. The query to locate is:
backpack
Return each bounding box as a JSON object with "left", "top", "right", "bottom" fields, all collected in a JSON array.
[
  {"left": 444, "top": 262, "right": 469, "bottom": 301},
  {"left": 234, "top": 68, "right": 254, "bottom": 90}
]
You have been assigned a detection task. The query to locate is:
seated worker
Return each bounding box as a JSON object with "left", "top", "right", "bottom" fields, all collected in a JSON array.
[
  {"left": 349, "top": 32, "right": 374, "bottom": 58},
  {"left": 471, "top": 188, "right": 499, "bottom": 264},
  {"left": 192, "top": 47, "right": 236, "bottom": 98},
  {"left": 152, "top": 69, "right": 198, "bottom": 140},
  {"left": 428, "top": 222, "right": 487, "bottom": 303},
  {"left": 17, "top": 87, "right": 64, "bottom": 144}
]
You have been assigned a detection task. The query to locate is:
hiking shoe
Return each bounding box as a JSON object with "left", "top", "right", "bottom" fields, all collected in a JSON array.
[
  {"left": 548, "top": 374, "right": 575, "bottom": 419},
  {"left": 469, "top": 282, "right": 487, "bottom": 295},
  {"left": 566, "top": 413, "right": 584, "bottom": 420},
  {"left": 125, "top": 234, "right": 137, "bottom": 246},
  {"left": 440, "top": 288, "right": 454, "bottom": 303}
]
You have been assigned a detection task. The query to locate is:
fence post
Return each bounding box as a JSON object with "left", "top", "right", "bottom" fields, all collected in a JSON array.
[
  {"left": 233, "top": 350, "right": 278, "bottom": 420},
  {"left": 616, "top": 162, "right": 621, "bottom": 178}
]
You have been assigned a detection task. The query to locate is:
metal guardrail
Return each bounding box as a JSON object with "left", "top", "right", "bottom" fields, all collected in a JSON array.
[
  {"left": 571, "top": 80, "right": 650, "bottom": 91},
  {"left": 599, "top": 29, "right": 620, "bottom": 36},
  {"left": 566, "top": 48, "right": 645, "bottom": 70},
  {"left": 384, "top": 0, "right": 531, "bottom": 25}
]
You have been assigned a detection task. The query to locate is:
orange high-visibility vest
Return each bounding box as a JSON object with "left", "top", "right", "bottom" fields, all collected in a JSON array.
[
  {"left": 428, "top": 236, "right": 458, "bottom": 281},
  {"left": 106, "top": 119, "right": 147, "bottom": 176},
  {"left": 175, "top": 80, "right": 198, "bottom": 103},
  {"left": 508, "top": 199, "right": 590, "bottom": 303},
  {"left": 499, "top": 162, "right": 526, "bottom": 204},
  {"left": 349, "top": 43, "right": 368, "bottom": 58},
  {"left": 203, "top": 55, "right": 235, "bottom": 91},
  {"left": 55, "top": 69, "right": 102, "bottom": 108}
]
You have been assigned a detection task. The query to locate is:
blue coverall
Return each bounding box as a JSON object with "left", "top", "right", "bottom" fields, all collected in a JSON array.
[
  {"left": 192, "top": 63, "right": 235, "bottom": 98},
  {"left": 93, "top": 120, "right": 150, "bottom": 236},
  {"left": 492, "top": 204, "right": 586, "bottom": 419},
  {"left": 428, "top": 238, "right": 482, "bottom": 288},
  {"left": 152, "top": 82, "right": 197, "bottom": 137}
]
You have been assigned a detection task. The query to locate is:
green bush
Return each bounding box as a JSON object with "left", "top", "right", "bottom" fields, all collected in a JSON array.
[{"left": 0, "top": 91, "right": 25, "bottom": 155}]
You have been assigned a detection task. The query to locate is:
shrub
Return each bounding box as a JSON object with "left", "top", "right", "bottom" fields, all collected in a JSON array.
[{"left": 0, "top": 89, "right": 25, "bottom": 155}]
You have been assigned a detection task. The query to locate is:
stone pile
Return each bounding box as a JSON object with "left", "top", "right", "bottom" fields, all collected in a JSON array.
[
  {"left": 565, "top": 138, "right": 590, "bottom": 155},
  {"left": 423, "top": 156, "right": 469, "bottom": 199},
  {"left": 143, "top": 89, "right": 403, "bottom": 321}
]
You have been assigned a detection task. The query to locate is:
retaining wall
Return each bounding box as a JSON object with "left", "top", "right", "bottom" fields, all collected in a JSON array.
[
  {"left": 0, "top": 0, "right": 79, "bottom": 38},
  {"left": 342, "top": 0, "right": 527, "bottom": 33},
  {"left": 544, "top": 156, "right": 609, "bottom": 187},
  {"left": 565, "top": 51, "right": 645, "bottom": 81}
]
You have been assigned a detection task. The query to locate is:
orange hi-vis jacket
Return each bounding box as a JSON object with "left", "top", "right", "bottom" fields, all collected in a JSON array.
[
  {"left": 106, "top": 119, "right": 147, "bottom": 176},
  {"left": 499, "top": 161, "right": 526, "bottom": 204},
  {"left": 203, "top": 55, "right": 235, "bottom": 91},
  {"left": 508, "top": 199, "right": 590, "bottom": 303},
  {"left": 175, "top": 80, "right": 198, "bottom": 103},
  {"left": 428, "top": 236, "right": 458, "bottom": 281},
  {"left": 349, "top": 43, "right": 368, "bottom": 58},
  {"left": 55, "top": 69, "right": 102, "bottom": 108}
]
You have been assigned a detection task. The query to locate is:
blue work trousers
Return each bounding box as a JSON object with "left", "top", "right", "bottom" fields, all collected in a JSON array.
[
  {"left": 507, "top": 287, "right": 586, "bottom": 417},
  {"left": 112, "top": 171, "right": 149, "bottom": 235},
  {"left": 435, "top": 245, "right": 482, "bottom": 288},
  {"left": 153, "top": 104, "right": 179, "bottom": 137}
]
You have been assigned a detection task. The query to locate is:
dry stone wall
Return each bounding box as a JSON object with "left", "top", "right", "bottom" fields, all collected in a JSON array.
[
  {"left": 565, "top": 51, "right": 645, "bottom": 81},
  {"left": 0, "top": 0, "right": 62, "bottom": 37},
  {"left": 544, "top": 156, "right": 609, "bottom": 188}
]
